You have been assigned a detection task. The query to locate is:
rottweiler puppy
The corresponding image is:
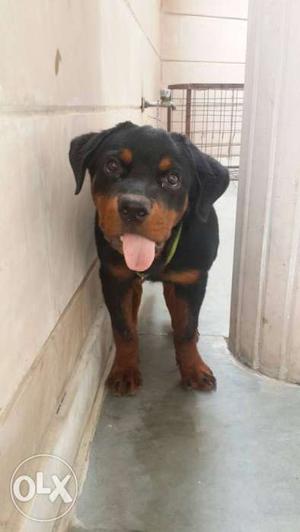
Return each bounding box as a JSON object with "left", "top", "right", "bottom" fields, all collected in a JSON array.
[{"left": 69, "top": 121, "right": 229, "bottom": 395}]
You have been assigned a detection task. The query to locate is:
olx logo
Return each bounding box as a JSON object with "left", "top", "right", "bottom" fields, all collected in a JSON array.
[{"left": 10, "top": 454, "right": 78, "bottom": 522}]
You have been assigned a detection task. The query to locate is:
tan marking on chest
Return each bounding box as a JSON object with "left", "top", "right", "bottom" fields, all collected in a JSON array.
[
  {"left": 161, "top": 269, "right": 200, "bottom": 285},
  {"left": 108, "top": 263, "right": 135, "bottom": 280}
]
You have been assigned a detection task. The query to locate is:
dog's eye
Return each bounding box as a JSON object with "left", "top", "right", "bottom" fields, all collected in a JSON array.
[
  {"left": 161, "top": 173, "right": 181, "bottom": 190},
  {"left": 104, "top": 158, "right": 122, "bottom": 177}
]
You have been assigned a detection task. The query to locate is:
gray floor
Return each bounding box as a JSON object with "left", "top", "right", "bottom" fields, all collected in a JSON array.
[{"left": 72, "top": 183, "right": 300, "bottom": 532}]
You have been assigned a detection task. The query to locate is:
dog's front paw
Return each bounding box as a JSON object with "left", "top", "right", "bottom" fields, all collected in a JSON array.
[
  {"left": 106, "top": 364, "right": 142, "bottom": 396},
  {"left": 179, "top": 358, "right": 216, "bottom": 392}
]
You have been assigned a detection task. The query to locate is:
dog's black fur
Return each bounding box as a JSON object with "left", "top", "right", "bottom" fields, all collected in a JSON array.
[{"left": 69, "top": 121, "right": 229, "bottom": 395}]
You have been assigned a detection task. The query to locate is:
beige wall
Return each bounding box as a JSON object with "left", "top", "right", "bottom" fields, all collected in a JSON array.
[
  {"left": 229, "top": 0, "right": 300, "bottom": 383},
  {"left": 161, "top": 0, "right": 248, "bottom": 86},
  {"left": 0, "top": 0, "right": 161, "bottom": 527}
]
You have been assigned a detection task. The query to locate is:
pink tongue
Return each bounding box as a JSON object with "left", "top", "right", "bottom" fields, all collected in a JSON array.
[{"left": 121, "top": 233, "right": 155, "bottom": 272}]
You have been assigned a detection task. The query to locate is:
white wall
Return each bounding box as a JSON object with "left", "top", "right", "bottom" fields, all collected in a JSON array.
[
  {"left": 229, "top": 0, "right": 300, "bottom": 383},
  {"left": 161, "top": 0, "right": 248, "bottom": 86},
  {"left": 0, "top": 0, "right": 161, "bottom": 527}
]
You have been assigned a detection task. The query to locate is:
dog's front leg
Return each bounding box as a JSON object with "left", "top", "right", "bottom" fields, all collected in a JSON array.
[
  {"left": 163, "top": 274, "right": 216, "bottom": 391},
  {"left": 100, "top": 268, "right": 142, "bottom": 395}
]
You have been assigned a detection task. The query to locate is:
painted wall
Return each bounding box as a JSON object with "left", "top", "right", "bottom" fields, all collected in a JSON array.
[
  {"left": 161, "top": 0, "right": 248, "bottom": 86},
  {"left": 229, "top": 0, "right": 300, "bottom": 383},
  {"left": 0, "top": 0, "right": 161, "bottom": 527}
]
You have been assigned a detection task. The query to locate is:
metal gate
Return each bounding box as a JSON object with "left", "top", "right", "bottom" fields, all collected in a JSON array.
[{"left": 167, "top": 83, "right": 244, "bottom": 179}]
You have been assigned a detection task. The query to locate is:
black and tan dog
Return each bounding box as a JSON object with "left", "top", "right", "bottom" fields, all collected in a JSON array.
[{"left": 69, "top": 121, "right": 229, "bottom": 395}]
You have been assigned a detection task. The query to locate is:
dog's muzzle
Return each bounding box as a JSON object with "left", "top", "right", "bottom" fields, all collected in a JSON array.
[{"left": 118, "top": 194, "right": 151, "bottom": 224}]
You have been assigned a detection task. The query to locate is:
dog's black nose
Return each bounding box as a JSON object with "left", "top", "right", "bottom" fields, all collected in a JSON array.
[{"left": 118, "top": 194, "right": 151, "bottom": 223}]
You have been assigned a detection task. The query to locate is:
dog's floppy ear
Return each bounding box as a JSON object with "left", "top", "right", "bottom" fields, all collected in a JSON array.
[
  {"left": 170, "top": 133, "right": 229, "bottom": 222},
  {"left": 69, "top": 132, "right": 100, "bottom": 194},
  {"left": 69, "top": 121, "right": 135, "bottom": 194},
  {"left": 194, "top": 151, "right": 229, "bottom": 222}
]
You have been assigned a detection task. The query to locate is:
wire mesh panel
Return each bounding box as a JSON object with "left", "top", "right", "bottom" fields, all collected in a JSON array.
[{"left": 167, "top": 84, "right": 244, "bottom": 178}]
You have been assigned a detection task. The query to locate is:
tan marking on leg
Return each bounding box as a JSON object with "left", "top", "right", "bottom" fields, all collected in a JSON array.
[
  {"left": 107, "top": 280, "right": 143, "bottom": 395},
  {"left": 163, "top": 283, "right": 216, "bottom": 391}
]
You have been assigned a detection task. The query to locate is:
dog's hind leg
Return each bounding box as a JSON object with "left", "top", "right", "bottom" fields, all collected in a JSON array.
[
  {"left": 100, "top": 269, "right": 143, "bottom": 396},
  {"left": 163, "top": 274, "right": 216, "bottom": 391}
]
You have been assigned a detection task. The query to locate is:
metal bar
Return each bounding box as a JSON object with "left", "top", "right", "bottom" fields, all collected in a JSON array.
[
  {"left": 185, "top": 88, "right": 192, "bottom": 137},
  {"left": 167, "top": 106, "right": 171, "bottom": 132},
  {"left": 168, "top": 83, "right": 244, "bottom": 90}
]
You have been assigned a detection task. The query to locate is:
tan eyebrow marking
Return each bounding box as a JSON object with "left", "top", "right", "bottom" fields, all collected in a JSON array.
[
  {"left": 119, "top": 148, "right": 133, "bottom": 164},
  {"left": 159, "top": 156, "right": 172, "bottom": 171}
]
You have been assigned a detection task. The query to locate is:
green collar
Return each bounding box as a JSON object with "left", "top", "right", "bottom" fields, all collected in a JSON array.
[
  {"left": 164, "top": 222, "right": 183, "bottom": 267},
  {"left": 136, "top": 223, "right": 183, "bottom": 281}
]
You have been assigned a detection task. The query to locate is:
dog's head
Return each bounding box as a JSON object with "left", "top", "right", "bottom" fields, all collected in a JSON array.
[{"left": 69, "top": 121, "right": 229, "bottom": 271}]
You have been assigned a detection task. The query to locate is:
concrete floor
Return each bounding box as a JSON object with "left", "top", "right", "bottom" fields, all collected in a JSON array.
[{"left": 72, "top": 183, "right": 300, "bottom": 532}]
